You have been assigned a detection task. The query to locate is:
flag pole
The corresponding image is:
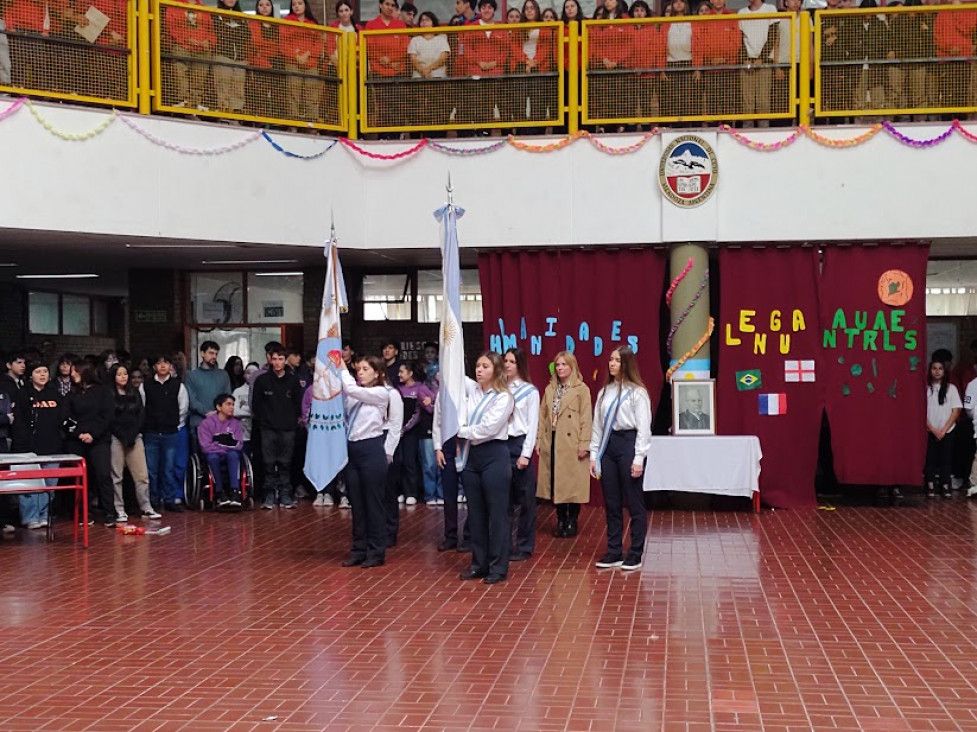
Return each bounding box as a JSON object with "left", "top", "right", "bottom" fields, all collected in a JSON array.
[{"left": 446, "top": 172, "right": 453, "bottom": 208}]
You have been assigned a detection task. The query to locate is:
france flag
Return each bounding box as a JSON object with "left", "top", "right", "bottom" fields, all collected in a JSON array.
[{"left": 758, "top": 393, "right": 787, "bottom": 416}]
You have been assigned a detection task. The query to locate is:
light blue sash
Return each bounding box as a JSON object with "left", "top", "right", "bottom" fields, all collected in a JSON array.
[
  {"left": 455, "top": 390, "right": 501, "bottom": 471},
  {"left": 345, "top": 402, "right": 363, "bottom": 437},
  {"left": 594, "top": 387, "right": 630, "bottom": 479},
  {"left": 512, "top": 382, "right": 536, "bottom": 405}
]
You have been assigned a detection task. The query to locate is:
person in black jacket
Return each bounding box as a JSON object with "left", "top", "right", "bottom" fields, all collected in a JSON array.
[
  {"left": 252, "top": 347, "right": 303, "bottom": 509},
  {"left": 10, "top": 362, "right": 64, "bottom": 529},
  {"left": 108, "top": 364, "right": 160, "bottom": 523},
  {"left": 65, "top": 360, "right": 116, "bottom": 527}
]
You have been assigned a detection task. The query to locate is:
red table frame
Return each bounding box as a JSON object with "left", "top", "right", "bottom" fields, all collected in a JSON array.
[{"left": 0, "top": 455, "right": 90, "bottom": 547}]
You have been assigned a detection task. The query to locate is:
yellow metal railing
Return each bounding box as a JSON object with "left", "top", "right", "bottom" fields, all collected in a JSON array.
[
  {"left": 581, "top": 13, "right": 800, "bottom": 126},
  {"left": 151, "top": 0, "right": 348, "bottom": 131},
  {"left": 358, "top": 22, "right": 565, "bottom": 134},
  {"left": 7, "top": 4, "right": 977, "bottom": 133},
  {"left": 815, "top": 4, "right": 977, "bottom": 119},
  {"left": 0, "top": 0, "right": 138, "bottom": 107}
]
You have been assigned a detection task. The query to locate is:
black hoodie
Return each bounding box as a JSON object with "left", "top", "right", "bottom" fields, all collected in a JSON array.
[{"left": 11, "top": 383, "right": 65, "bottom": 455}]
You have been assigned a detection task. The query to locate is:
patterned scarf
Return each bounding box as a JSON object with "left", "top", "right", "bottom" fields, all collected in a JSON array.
[{"left": 551, "top": 383, "right": 568, "bottom": 429}]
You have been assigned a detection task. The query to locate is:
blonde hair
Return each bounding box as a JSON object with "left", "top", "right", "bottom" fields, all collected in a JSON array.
[
  {"left": 477, "top": 351, "right": 510, "bottom": 394},
  {"left": 550, "top": 350, "right": 583, "bottom": 387}
]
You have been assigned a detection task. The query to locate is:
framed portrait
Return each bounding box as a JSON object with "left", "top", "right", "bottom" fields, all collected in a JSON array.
[{"left": 671, "top": 379, "right": 716, "bottom": 436}]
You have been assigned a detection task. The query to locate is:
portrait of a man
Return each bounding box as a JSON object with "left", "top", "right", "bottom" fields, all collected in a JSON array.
[{"left": 672, "top": 380, "right": 716, "bottom": 435}]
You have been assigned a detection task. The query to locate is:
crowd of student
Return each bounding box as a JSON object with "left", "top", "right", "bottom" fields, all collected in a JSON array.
[{"left": 2, "top": 0, "right": 973, "bottom": 131}]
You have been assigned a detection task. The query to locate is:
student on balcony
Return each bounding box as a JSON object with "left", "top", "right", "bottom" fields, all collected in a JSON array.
[
  {"left": 164, "top": 0, "right": 216, "bottom": 111},
  {"left": 364, "top": 0, "right": 408, "bottom": 129},
  {"left": 692, "top": 0, "right": 741, "bottom": 119},
  {"left": 212, "top": 0, "right": 249, "bottom": 117},
  {"left": 464, "top": 0, "right": 508, "bottom": 128},
  {"left": 3, "top": 0, "right": 51, "bottom": 91},
  {"left": 282, "top": 0, "right": 326, "bottom": 122},
  {"left": 248, "top": 0, "right": 284, "bottom": 119}
]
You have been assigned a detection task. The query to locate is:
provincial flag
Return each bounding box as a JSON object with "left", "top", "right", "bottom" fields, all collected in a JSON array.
[
  {"left": 303, "top": 231, "right": 349, "bottom": 491},
  {"left": 758, "top": 393, "right": 788, "bottom": 416},
  {"left": 735, "top": 369, "right": 762, "bottom": 391},
  {"left": 434, "top": 198, "right": 467, "bottom": 446},
  {"left": 784, "top": 359, "right": 816, "bottom": 383}
]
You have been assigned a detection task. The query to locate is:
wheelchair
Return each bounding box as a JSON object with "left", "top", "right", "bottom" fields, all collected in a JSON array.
[{"left": 184, "top": 450, "right": 255, "bottom": 512}]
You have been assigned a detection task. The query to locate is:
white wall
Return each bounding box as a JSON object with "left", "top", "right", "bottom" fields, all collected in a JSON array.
[{"left": 0, "top": 100, "right": 966, "bottom": 249}]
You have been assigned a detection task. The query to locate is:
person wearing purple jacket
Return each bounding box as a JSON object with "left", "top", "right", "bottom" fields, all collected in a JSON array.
[{"left": 198, "top": 393, "right": 245, "bottom": 508}]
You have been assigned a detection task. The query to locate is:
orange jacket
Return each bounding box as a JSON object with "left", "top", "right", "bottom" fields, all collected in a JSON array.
[
  {"left": 463, "top": 22, "right": 509, "bottom": 76},
  {"left": 589, "top": 21, "right": 633, "bottom": 68},
  {"left": 510, "top": 25, "right": 556, "bottom": 73},
  {"left": 691, "top": 10, "right": 742, "bottom": 67},
  {"left": 281, "top": 14, "right": 325, "bottom": 69},
  {"left": 4, "top": 0, "right": 48, "bottom": 33},
  {"left": 934, "top": 8, "right": 977, "bottom": 57},
  {"left": 364, "top": 16, "right": 408, "bottom": 76},
  {"left": 166, "top": 0, "right": 215, "bottom": 51},
  {"left": 89, "top": 0, "right": 128, "bottom": 46},
  {"left": 630, "top": 23, "right": 666, "bottom": 70}
]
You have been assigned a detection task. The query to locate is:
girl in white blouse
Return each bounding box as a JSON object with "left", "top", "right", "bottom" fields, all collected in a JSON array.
[
  {"left": 340, "top": 356, "right": 400, "bottom": 568},
  {"left": 504, "top": 347, "right": 539, "bottom": 561},
  {"left": 925, "top": 359, "right": 961, "bottom": 498},
  {"left": 589, "top": 346, "right": 652, "bottom": 571},
  {"left": 457, "top": 352, "right": 515, "bottom": 584}
]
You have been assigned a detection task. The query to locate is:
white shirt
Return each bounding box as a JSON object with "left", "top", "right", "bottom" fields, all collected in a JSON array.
[
  {"left": 408, "top": 34, "right": 450, "bottom": 78},
  {"left": 929, "top": 383, "right": 962, "bottom": 433},
  {"left": 384, "top": 386, "right": 403, "bottom": 459},
  {"left": 232, "top": 383, "right": 252, "bottom": 441},
  {"left": 667, "top": 22, "right": 692, "bottom": 63},
  {"left": 138, "top": 375, "right": 189, "bottom": 429},
  {"left": 456, "top": 378, "right": 514, "bottom": 445},
  {"left": 589, "top": 382, "right": 653, "bottom": 467},
  {"left": 739, "top": 3, "right": 779, "bottom": 59},
  {"left": 507, "top": 379, "right": 539, "bottom": 460},
  {"left": 341, "top": 370, "right": 401, "bottom": 458}
]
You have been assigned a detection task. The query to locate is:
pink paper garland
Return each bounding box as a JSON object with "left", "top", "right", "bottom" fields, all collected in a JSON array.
[
  {"left": 665, "top": 257, "right": 693, "bottom": 307},
  {"left": 340, "top": 137, "right": 428, "bottom": 160},
  {"left": 119, "top": 114, "right": 262, "bottom": 155},
  {"left": 0, "top": 97, "right": 26, "bottom": 121}
]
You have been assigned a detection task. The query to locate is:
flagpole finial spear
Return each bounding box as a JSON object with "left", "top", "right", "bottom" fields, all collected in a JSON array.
[
  {"left": 446, "top": 172, "right": 453, "bottom": 206},
  {"left": 330, "top": 208, "right": 336, "bottom": 240}
]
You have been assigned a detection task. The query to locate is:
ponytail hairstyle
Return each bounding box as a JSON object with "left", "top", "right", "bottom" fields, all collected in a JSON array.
[
  {"left": 356, "top": 355, "right": 388, "bottom": 387},
  {"left": 929, "top": 358, "right": 950, "bottom": 406},
  {"left": 505, "top": 347, "right": 532, "bottom": 385}
]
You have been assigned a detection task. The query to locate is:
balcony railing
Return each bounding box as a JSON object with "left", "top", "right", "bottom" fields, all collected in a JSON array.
[{"left": 0, "top": 1, "right": 974, "bottom": 136}]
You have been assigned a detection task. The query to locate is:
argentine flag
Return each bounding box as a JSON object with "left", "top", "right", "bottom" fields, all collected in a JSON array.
[
  {"left": 434, "top": 201, "right": 467, "bottom": 444},
  {"left": 304, "top": 233, "right": 349, "bottom": 490}
]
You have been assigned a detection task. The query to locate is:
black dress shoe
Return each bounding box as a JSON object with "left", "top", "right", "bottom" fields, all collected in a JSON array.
[
  {"left": 361, "top": 558, "right": 385, "bottom": 568},
  {"left": 483, "top": 574, "right": 507, "bottom": 584},
  {"left": 341, "top": 556, "right": 365, "bottom": 567},
  {"left": 456, "top": 542, "right": 471, "bottom": 552},
  {"left": 459, "top": 568, "right": 487, "bottom": 580},
  {"left": 565, "top": 519, "right": 578, "bottom": 537},
  {"left": 438, "top": 539, "right": 458, "bottom": 552},
  {"left": 164, "top": 502, "right": 185, "bottom": 513},
  {"left": 510, "top": 551, "right": 532, "bottom": 562},
  {"left": 552, "top": 520, "right": 567, "bottom": 538}
]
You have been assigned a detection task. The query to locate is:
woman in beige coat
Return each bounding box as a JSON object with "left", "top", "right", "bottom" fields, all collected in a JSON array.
[{"left": 536, "top": 350, "right": 593, "bottom": 538}]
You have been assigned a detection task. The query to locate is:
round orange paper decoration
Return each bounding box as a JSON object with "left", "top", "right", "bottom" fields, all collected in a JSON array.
[{"left": 878, "top": 270, "right": 913, "bottom": 307}]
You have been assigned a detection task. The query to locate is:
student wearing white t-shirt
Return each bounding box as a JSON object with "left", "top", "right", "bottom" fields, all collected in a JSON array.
[
  {"left": 927, "top": 359, "right": 962, "bottom": 498},
  {"left": 738, "top": 0, "right": 779, "bottom": 124},
  {"left": 408, "top": 12, "right": 451, "bottom": 127}
]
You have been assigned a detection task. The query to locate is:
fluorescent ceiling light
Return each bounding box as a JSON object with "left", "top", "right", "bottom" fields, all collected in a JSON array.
[
  {"left": 126, "top": 244, "right": 240, "bottom": 249},
  {"left": 253, "top": 271, "right": 304, "bottom": 277},
  {"left": 17, "top": 273, "right": 99, "bottom": 279},
  {"left": 0, "top": 263, "right": 18, "bottom": 267},
  {"left": 201, "top": 259, "right": 299, "bottom": 265}
]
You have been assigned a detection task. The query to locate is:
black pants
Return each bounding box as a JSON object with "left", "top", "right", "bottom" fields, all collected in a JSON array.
[
  {"left": 347, "top": 436, "right": 388, "bottom": 562},
  {"left": 599, "top": 429, "right": 647, "bottom": 558},
  {"left": 508, "top": 435, "right": 536, "bottom": 555},
  {"left": 442, "top": 437, "right": 462, "bottom": 543},
  {"left": 463, "top": 440, "right": 512, "bottom": 577},
  {"left": 385, "top": 435, "right": 401, "bottom": 544},
  {"left": 925, "top": 431, "right": 954, "bottom": 487},
  {"left": 400, "top": 429, "right": 420, "bottom": 500},
  {"left": 261, "top": 429, "right": 295, "bottom": 502},
  {"left": 556, "top": 502, "right": 580, "bottom": 523},
  {"left": 68, "top": 437, "right": 114, "bottom": 523}
]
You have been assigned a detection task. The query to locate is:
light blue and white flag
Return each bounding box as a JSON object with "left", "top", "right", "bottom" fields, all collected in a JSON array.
[
  {"left": 304, "top": 231, "right": 349, "bottom": 491},
  {"left": 434, "top": 200, "right": 467, "bottom": 446}
]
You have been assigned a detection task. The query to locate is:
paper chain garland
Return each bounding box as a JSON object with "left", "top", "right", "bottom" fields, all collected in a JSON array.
[
  {"left": 667, "top": 268, "right": 709, "bottom": 354},
  {"left": 666, "top": 317, "right": 715, "bottom": 383},
  {"left": 665, "top": 257, "right": 694, "bottom": 307},
  {"left": 8, "top": 96, "right": 977, "bottom": 158}
]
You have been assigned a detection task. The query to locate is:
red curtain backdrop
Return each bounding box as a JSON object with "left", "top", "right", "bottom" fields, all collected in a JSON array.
[
  {"left": 717, "top": 247, "right": 823, "bottom": 509},
  {"left": 820, "top": 244, "right": 929, "bottom": 485},
  {"left": 478, "top": 248, "right": 667, "bottom": 413}
]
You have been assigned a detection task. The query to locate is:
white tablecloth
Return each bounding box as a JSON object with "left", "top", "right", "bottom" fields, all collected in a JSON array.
[{"left": 643, "top": 436, "right": 762, "bottom": 499}]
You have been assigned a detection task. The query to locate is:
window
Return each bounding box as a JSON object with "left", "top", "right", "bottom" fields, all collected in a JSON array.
[
  {"left": 362, "top": 273, "right": 411, "bottom": 321},
  {"left": 417, "top": 269, "right": 483, "bottom": 323},
  {"left": 93, "top": 299, "right": 109, "bottom": 335},
  {"left": 190, "top": 272, "right": 245, "bottom": 324},
  {"left": 62, "top": 294, "right": 91, "bottom": 336},
  {"left": 247, "top": 273, "right": 303, "bottom": 323},
  {"left": 28, "top": 291, "right": 59, "bottom": 334},
  {"left": 926, "top": 261, "right": 977, "bottom": 316}
]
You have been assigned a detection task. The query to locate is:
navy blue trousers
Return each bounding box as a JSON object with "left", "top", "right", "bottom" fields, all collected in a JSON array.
[
  {"left": 599, "top": 430, "right": 647, "bottom": 558},
  {"left": 462, "top": 440, "right": 512, "bottom": 577},
  {"left": 347, "top": 436, "right": 388, "bottom": 562}
]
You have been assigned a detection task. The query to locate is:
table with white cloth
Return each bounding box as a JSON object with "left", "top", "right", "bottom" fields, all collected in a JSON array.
[{"left": 643, "top": 436, "right": 762, "bottom": 512}]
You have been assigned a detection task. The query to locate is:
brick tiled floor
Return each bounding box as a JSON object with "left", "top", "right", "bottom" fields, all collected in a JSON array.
[{"left": 4, "top": 499, "right": 977, "bottom": 731}]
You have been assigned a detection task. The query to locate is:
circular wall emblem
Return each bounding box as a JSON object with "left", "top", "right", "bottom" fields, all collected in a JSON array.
[
  {"left": 658, "top": 135, "right": 719, "bottom": 208},
  {"left": 878, "top": 269, "right": 913, "bottom": 307}
]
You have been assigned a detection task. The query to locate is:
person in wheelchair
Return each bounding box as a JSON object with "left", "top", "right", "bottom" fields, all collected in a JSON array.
[{"left": 198, "top": 393, "right": 245, "bottom": 508}]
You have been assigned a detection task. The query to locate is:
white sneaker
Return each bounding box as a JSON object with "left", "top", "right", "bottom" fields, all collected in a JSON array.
[
  {"left": 398, "top": 495, "right": 406, "bottom": 504},
  {"left": 2, "top": 524, "right": 14, "bottom": 534},
  {"left": 117, "top": 513, "right": 128, "bottom": 523},
  {"left": 26, "top": 521, "right": 43, "bottom": 530},
  {"left": 405, "top": 496, "right": 417, "bottom": 506},
  {"left": 313, "top": 493, "right": 325, "bottom": 507},
  {"left": 436, "top": 499, "right": 444, "bottom": 506},
  {"left": 458, "top": 494, "right": 467, "bottom": 503},
  {"left": 141, "top": 509, "right": 162, "bottom": 520},
  {"left": 426, "top": 499, "right": 438, "bottom": 506},
  {"left": 339, "top": 496, "right": 351, "bottom": 509},
  {"left": 322, "top": 493, "right": 334, "bottom": 506},
  {"left": 968, "top": 485, "right": 977, "bottom": 498}
]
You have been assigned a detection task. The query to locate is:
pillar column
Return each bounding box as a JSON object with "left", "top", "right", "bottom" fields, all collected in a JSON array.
[{"left": 668, "top": 243, "right": 710, "bottom": 381}]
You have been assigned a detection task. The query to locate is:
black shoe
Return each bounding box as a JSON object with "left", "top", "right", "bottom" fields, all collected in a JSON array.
[
  {"left": 510, "top": 551, "right": 532, "bottom": 562},
  {"left": 482, "top": 574, "right": 507, "bottom": 584},
  {"left": 342, "top": 556, "right": 365, "bottom": 567},
  {"left": 565, "top": 519, "right": 578, "bottom": 537},
  {"left": 438, "top": 539, "right": 458, "bottom": 552},
  {"left": 459, "top": 568, "right": 486, "bottom": 580},
  {"left": 456, "top": 542, "right": 471, "bottom": 552},
  {"left": 621, "top": 553, "right": 643, "bottom": 571},
  {"left": 553, "top": 520, "right": 567, "bottom": 538},
  {"left": 595, "top": 553, "right": 624, "bottom": 568},
  {"left": 164, "top": 502, "right": 184, "bottom": 513},
  {"left": 361, "top": 558, "right": 385, "bottom": 568}
]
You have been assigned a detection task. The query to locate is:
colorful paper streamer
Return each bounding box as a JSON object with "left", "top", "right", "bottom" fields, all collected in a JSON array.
[
  {"left": 666, "top": 317, "right": 715, "bottom": 383},
  {"left": 665, "top": 257, "right": 694, "bottom": 307},
  {"left": 667, "top": 268, "right": 709, "bottom": 353}
]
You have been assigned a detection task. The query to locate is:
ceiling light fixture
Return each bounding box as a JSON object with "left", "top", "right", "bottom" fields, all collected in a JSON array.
[
  {"left": 201, "top": 259, "right": 300, "bottom": 265},
  {"left": 252, "top": 271, "right": 304, "bottom": 277},
  {"left": 16, "top": 273, "right": 100, "bottom": 279},
  {"left": 126, "top": 244, "right": 241, "bottom": 250}
]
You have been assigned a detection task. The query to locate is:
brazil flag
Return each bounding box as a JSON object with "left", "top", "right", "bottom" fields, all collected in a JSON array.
[{"left": 736, "top": 369, "right": 761, "bottom": 391}]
